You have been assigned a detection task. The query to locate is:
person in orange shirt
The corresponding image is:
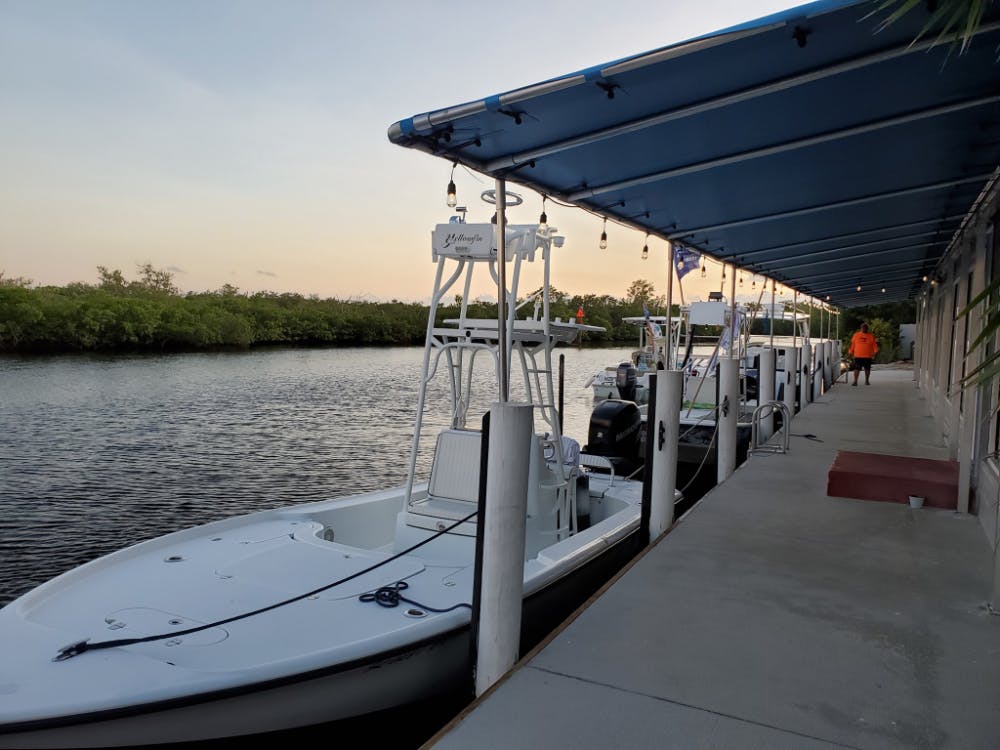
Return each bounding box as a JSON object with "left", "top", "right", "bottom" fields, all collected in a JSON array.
[{"left": 849, "top": 322, "right": 878, "bottom": 385}]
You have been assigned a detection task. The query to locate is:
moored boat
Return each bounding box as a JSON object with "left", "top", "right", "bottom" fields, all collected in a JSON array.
[
  {"left": 585, "top": 313, "right": 677, "bottom": 402},
  {"left": 0, "top": 197, "right": 675, "bottom": 748}
]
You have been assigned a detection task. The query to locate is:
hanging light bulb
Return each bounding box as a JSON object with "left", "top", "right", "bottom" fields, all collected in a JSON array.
[
  {"left": 881, "top": 284, "right": 886, "bottom": 293},
  {"left": 641, "top": 234, "right": 649, "bottom": 260},
  {"left": 539, "top": 197, "right": 548, "bottom": 231},
  {"left": 856, "top": 282, "right": 862, "bottom": 292},
  {"left": 922, "top": 275, "right": 929, "bottom": 282},
  {"left": 721, "top": 266, "right": 726, "bottom": 280},
  {"left": 701, "top": 262, "right": 707, "bottom": 279},
  {"left": 825, "top": 295, "right": 831, "bottom": 301},
  {"left": 599, "top": 218, "right": 608, "bottom": 250},
  {"left": 446, "top": 164, "right": 457, "bottom": 208},
  {"left": 751, "top": 276, "right": 756, "bottom": 290},
  {"left": 739, "top": 273, "right": 744, "bottom": 287}
]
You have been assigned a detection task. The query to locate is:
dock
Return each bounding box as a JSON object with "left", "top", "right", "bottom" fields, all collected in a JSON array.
[{"left": 424, "top": 367, "right": 1000, "bottom": 749}]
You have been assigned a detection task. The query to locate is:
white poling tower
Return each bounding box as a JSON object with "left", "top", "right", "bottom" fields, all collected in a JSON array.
[{"left": 402, "top": 218, "right": 596, "bottom": 545}]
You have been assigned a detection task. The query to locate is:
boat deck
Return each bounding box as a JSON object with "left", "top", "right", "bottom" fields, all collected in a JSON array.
[{"left": 423, "top": 366, "right": 1000, "bottom": 749}]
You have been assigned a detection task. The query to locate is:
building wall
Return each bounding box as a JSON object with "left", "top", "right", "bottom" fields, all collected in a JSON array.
[{"left": 915, "top": 178, "right": 1000, "bottom": 547}]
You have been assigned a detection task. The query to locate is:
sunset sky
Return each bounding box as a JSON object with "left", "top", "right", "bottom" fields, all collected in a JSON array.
[{"left": 1, "top": 0, "right": 809, "bottom": 305}]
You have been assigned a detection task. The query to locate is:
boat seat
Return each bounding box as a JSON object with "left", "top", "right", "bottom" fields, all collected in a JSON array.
[
  {"left": 404, "top": 429, "right": 483, "bottom": 539},
  {"left": 426, "top": 428, "right": 482, "bottom": 503},
  {"left": 404, "top": 429, "right": 576, "bottom": 551},
  {"left": 579, "top": 453, "right": 615, "bottom": 487}
]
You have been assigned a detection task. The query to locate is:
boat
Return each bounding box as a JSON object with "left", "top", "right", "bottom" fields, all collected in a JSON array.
[
  {"left": 0, "top": 195, "right": 676, "bottom": 748},
  {"left": 677, "top": 300, "right": 835, "bottom": 470},
  {"left": 589, "top": 297, "right": 825, "bottom": 476},
  {"left": 585, "top": 313, "right": 678, "bottom": 402}
]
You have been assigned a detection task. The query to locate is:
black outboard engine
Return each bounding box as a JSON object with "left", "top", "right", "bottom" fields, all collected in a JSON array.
[
  {"left": 616, "top": 362, "right": 637, "bottom": 402},
  {"left": 585, "top": 399, "right": 643, "bottom": 476}
]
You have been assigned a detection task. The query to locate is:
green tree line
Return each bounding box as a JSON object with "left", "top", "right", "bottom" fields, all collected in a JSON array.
[{"left": 0, "top": 268, "right": 669, "bottom": 353}]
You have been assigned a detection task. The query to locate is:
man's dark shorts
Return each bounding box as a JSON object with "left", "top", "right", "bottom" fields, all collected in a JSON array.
[{"left": 853, "top": 357, "right": 873, "bottom": 371}]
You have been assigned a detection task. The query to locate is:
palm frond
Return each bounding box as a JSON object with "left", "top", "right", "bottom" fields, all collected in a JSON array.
[
  {"left": 960, "top": 350, "right": 1000, "bottom": 386},
  {"left": 957, "top": 274, "right": 1000, "bottom": 317},
  {"left": 863, "top": 0, "right": 990, "bottom": 54}
]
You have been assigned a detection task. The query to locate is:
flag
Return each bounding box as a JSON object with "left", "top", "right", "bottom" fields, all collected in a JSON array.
[
  {"left": 674, "top": 246, "right": 701, "bottom": 280},
  {"left": 643, "top": 302, "right": 661, "bottom": 342}
]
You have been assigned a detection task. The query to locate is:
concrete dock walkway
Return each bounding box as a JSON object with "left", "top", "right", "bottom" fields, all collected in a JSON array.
[{"left": 425, "top": 367, "right": 1000, "bottom": 749}]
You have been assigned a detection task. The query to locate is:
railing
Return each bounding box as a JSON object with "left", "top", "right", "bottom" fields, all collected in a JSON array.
[{"left": 749, "top": 401, "right": 791, "bottom": 455}]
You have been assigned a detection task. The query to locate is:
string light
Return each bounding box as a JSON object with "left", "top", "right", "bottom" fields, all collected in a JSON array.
[
  {"left": 599, "top": 217, "right": 607, "bottom": 250},
  {"left": 856, "top": 282, "right": 862, "bottom": 292},
  {"left": 739, "top": 273, "right": 744, "bottom": 287},
  {"left": 700, "top": 262, "right": 707, "bottom": 279},
  {"left": 751, "top": 276, "right": 756, "bottom": 290},
  {"left": 538, "top": 197, "right": 547, "bottom": 231},
  {"left": 446, "top": 163, "right": 457, "bottom": 208},
  {"left": 641, "top": 233, "right": 649, "bottom": 260},
  {"left": 881, "top": 283, "right": 886, "bottom": 293}
]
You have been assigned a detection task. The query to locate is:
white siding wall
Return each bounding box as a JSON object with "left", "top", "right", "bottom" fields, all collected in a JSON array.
[{"left": 916, "top": 181, "right": 1000, "bottom": 542}]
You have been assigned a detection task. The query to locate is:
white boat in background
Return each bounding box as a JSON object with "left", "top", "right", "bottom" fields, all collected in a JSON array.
[
  {"left": 678, "top": 301, "right": 838, "bottom": 469},
  {"left": 585, "top": 298, "right": 835, "bottom": 475},
  {"left": 586, "top": 313, "right": 682, "bottom": 402},
  {"left": 0, "top": 197, "right": 675, "bottom": 748}
]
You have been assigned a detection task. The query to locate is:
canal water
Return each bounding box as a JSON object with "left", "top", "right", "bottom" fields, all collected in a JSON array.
[{"left": 0, "top": 345, "right": 717, "bottom": 747}]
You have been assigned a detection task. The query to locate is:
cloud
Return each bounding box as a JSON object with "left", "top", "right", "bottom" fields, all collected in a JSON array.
[
  {"left": 256, "top": 270, "right": 277, "bottom": 277},
  {"left": 166, "top": 265, "right": 185, "bottom": 274}
]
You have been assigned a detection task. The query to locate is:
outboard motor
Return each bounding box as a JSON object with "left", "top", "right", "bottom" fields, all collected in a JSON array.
[
  {"left": 585, "top": 399, "right": 643, "bottom": 476},
  {"left": 616, "top": 362, "right": 637, "bottom": 402}
]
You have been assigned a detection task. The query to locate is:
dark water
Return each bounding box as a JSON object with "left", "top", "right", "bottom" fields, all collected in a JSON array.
[{"left": 0, "top": 345, "right": 715, "bottom": 748}]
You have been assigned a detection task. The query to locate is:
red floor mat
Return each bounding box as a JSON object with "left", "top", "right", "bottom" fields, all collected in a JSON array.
[{"left": 827, "top": 451, "right": 958, "bottom": 509}]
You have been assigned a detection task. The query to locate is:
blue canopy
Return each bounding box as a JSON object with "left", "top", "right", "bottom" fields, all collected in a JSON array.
[{"left": 388, "top": 0, "right": 1000, "bottom": 307}]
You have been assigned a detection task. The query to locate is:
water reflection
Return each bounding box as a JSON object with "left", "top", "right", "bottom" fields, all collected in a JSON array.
[{"left": 0, "top": 345, "right": 634, "bottom": 607}]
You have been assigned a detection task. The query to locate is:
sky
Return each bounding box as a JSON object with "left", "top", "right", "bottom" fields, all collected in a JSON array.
[{"left": 0, "top": 0, "right": 809, "bottom": 305}]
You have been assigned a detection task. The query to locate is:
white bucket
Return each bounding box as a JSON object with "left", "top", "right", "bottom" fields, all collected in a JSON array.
[{"left": 908, "top": 495, "right": 924, "bottom": 509}]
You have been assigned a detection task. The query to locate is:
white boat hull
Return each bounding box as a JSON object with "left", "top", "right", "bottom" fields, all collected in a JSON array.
[
  {"left": 1, "top": 632, "right": 468, "bottom": 748},
  {"left": 0, "top": 523, "right": 642, "bottom": 749},
  {"left": 590, "top": 376, "right": 652, "bottom": 403},
  {"left": 0, "top": 475, "right": 644, "bottom": 748}
]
